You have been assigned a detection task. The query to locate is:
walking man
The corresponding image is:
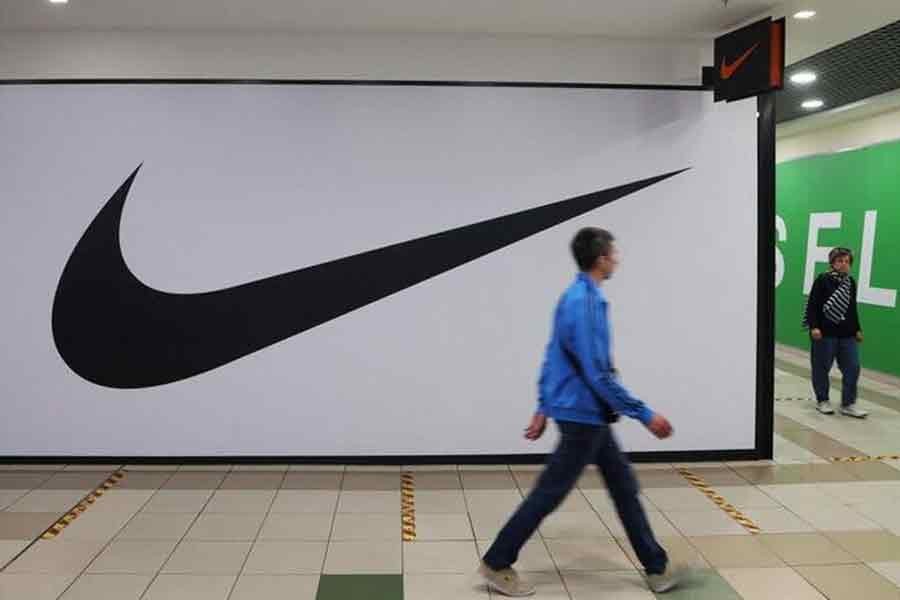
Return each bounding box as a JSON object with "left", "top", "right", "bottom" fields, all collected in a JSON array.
[{"left": 478, "top": 227, "right": 684, "bottom": 596}]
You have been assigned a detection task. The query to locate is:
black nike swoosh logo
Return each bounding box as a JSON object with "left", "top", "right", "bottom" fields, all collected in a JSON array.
[{"left": 52, "top": 166, "right": 687, "bottom": 389}]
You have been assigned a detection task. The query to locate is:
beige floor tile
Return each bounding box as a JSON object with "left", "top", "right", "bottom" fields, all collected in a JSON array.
[
  {"left": 116, "top": 472, "right": 174, "bottom": 490},
  {"left": 818, "top": 482, "right": 900, "bottom": 505},
  {"left": 854, "top": 502, "right": 900, "bottom": 535},
  {"left": 39, "top": 473, "right": 111, "bottom": 490},
  {"left": 142, "top": 574, "right": 236, "bottom": 600},
  {"left": 867, "top": 561, "right": 900, "bottom": 587},
  {"left": 563, "top": 570, "right": 655, "bottom": 599},
  {"left": 323, "top": 540, "right": 401, "bottom": 574},
  {"left": 258, "top": 514, "right": 333, "bottom": 541},
  {"left": 341, "top": 472, "right": 400, "bottom": 491},
  {"left": 177, "top": 465, "right": 230, "bottom": 472},
  {"left": 468, "top": 510, "right": 510, "bottom": 540},
  {"left": 713, "top": 486, "right": 784, "bottom": 509},
  {"left": 3, "top": 540, "right": 106, "bottom": 574},
  {"left": 281, "top": 472, "right": 343, "bottom": 490},
  {"left": 87, "top": 540, "right": 177, "bottom": 574},
  {"left": 796, "top": 564, "right": 899, "bottom": 599},
  {"left": 461, "top": 471, "right": 517, "bottom": 490},
  {"left": 404, "top": 573, "right": 489, "bottom": 600},
  {"left": 116, "top": 513, "right": 195, "bottom": 540},
  {"left": 403, "top": 540, "right": 479, "bottom": 574},
  {"left": 719, "top": 567, "right": 827, "bottom": 600},
  {"left": 758, "top": 533, "right": 858, "bottom": 566},
  {"left": 161, "top": 541, "right": 251, "bottom": 574},
  {"left": 0, "top": 490, "right": 29, "bottom": 509},
  {"left": 0, "top": 540, "right": 30, "bottom": 566},
  {"left": 331, "top": 513, "right": 398, "bottom": 541},
  {"left": 620, "top": 535, "right": 709, "bottom": 571},
  {"left": 463, "top": 490, "right": 523, "bottom": 514},
  {"left": 269, "top": 490, "right": 338, "bottom": 514},
  {"left": 0, "top": 574, "right": 74, "bottom": 600},
  {"left": 230, "top": 465, "right": 289, "bottom": 472},
  {"left": 288, "top": 465, "right": 345, "bottom": 472},
  {"left": 57, "top": 510, "right": 134, "bottom": 541},
  {"left": 414, "top": 490, "right": 467, "bottom": 514},
  {"left": 413, "top": 472, "right": 463, "bottom": 490},
  {"left": 690, "top": 535, "right": 786, "bottom": 568},
  {"left": 828, "top": 531, "right": 900, "bottom": 562},
  {"left": 204, "top": 490, "right": 275, "bottom": 514},
  {"left": 540, "top": 511, "right": 612, "bottom": 539},
  {"left": 665, "top": 509, "right": 750, "bottom": 536},
  {"left": 795, "top": 504, "right": 882, "bottom": 531},
  {"left": 0, "top": 465, "right": 64, "bottom": 472},
  {"left": 185, "top": 513, "right": 264, "bottom": 542},
  {"left": 599, "top": 510, "right": 681, "bottom": 539},
  {"left": 162, "top": 472, "right": 227, "bottom": 490},
  {"left": 546, "top": 538, "right": 634, "bottom": 572},
  {"left": 87, "top": 490, "right": 154, "bottom": 512},
  {"left": 415, "top": 513, "right": 473, "bottom": 540},
  {"left": 476, "top": 538, "right": 556, "bottom": 572},
  {"left": 141, "top": 490, "right": 212, "bottom": 514},
  {"left": 741, "top": 507, "right": 815, "bottom": 534},
  {"left": 0, "top": 512, "right": 61, "bottom": 540},
  {"left": 581, "top": 489, "right": 657, "bottom": 514},
  {"left": 7, "top": 490, "right": 85, "bottom": 513},
  {"left": 643, "top": 487, "right": 718, "bottom": 511},
  {"left": 230, "top": 574, "right": 319, "bottom": 600},
  {"left": 219, "top": 472, "right": 284, "bottom": 490},
  {"left": 403, "top": 465, "right": 460, "bottom": 472},
  {"left": 344, "top": 465, "right": 404, "bottom": 472},
  {"left": 242, "top": 541, "right": 327, "bottom": 574},
  {"left": 336, "top": 491, "right": 399, "bottom": 514},
  {"left": 60, "top": 574, "right": 152, "bottom": 599}
]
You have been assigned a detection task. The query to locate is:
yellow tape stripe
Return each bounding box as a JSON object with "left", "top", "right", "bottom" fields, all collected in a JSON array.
[
  {"left": 401, "top": 472, "right": 416, "bottom": 541},
  {"left": 831, "top": 455, "right": 900, "bottom": 463},
  {"left": 678, "top": 468, "right": 760, "bottom": 535},
  {"left": 41, "top": 470, "right": 127, "bottom": 540}
]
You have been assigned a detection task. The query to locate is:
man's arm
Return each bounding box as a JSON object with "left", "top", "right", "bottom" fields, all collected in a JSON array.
[{"left": 563, "top": 296, "right": 654, "bottom": 426}]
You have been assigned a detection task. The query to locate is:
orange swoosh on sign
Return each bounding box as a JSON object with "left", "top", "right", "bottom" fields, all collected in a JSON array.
[{"left": 720, "top": 42, "right": 760, "bottom": 80}]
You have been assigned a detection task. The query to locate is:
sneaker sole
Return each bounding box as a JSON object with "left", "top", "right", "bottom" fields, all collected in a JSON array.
[
  {"left": 841, "top": 411, "right": 868, "bottom": 418},
  {"left": 482, "top": 579, "right": 536, "bottom": 597},
  {"left": 816, "top": 407, "right": 835, "bottom": 414}
]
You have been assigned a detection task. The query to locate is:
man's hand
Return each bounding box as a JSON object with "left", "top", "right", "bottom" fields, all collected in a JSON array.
[
  {"left": 646, "top": 414, "right": 673, "bottom": 439},
  {"left": 856, "top": 331, "right": 864, "bottom": 343},
  {"left": 811, "top": 328, "right": 823, "bottom": 341},
  {"left": 524, "top": 413, "right": 547, "bottom": 441}
]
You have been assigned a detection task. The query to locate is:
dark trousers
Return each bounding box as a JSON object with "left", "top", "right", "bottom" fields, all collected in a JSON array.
[
  {"left": 482, "top": 420, "right": 668, "bottom": 575},
  {"left": 811, "top": 337, "right": 860, "bottom": 407}
]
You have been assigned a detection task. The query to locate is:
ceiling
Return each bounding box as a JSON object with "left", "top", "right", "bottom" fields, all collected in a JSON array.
[{"left": 0, "top": 0, "right": 777, "bottom": 37}]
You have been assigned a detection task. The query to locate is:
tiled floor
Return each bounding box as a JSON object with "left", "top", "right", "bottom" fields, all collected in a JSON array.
[{"left": 2, "top": 350, "right": 900, "bottom": 598}]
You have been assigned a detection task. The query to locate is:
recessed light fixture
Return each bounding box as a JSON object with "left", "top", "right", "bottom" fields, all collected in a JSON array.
[
  {"left": 790, "top": 71, "right": 817, "bottom": 85},
  {"left": 49, "top": 0, "right": 68, "bottom": 4},
  {"left": 802, "top": 99, "right": 824, "bottom": 109},
  {"left": 794, "top": 10, "right": 816, "bottom": 19}
]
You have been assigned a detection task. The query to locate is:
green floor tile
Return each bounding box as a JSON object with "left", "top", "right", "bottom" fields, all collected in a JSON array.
[
  {"left": 316, "top": 574, "right": 403, "bottom": 600},
  {"left": 654, "top": 569, "right": 742, "bottom": 600}
]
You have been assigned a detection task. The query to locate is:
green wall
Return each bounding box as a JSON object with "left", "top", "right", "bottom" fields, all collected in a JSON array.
[{"left": 776, "top": 140, "right": 900, "bottom": 377}]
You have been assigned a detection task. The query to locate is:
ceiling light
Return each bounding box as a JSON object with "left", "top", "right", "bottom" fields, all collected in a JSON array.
[
  {"left": 801, "top": 99, "right": 824, "bottom": 110},
  {"left": 790, "top": 71, "right": 817, "bottom": 85},
  {"left": 49, "top": 0, "right": 68, "bottom": 4},
  {"left": 793, "top": 10, "right": 816, "bottom": 19}
]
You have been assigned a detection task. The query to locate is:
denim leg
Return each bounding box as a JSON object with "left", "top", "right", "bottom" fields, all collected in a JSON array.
[
  {"left": 836, "top": 338, "right": 861, "bottom": 407},
  {"left": 483, "top": 421, "right": 595, "bottom": 570},
  {"left": 594, "top": 429, "right": 668, "bottom": 575},
  {"left": 810, "top": 337, "right": 837, "bottom": 402}
]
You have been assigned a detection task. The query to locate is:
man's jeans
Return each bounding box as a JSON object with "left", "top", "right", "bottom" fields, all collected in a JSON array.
[
  {"left": 811, "top": 336, "right": 860, "bottom": 407},
  {"left": 483, "top": 420, "right": 667, "bottom": 575}
]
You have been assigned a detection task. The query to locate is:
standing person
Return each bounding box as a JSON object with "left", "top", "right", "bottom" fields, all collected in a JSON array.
[
  {"left": 477, "top": 227, "right": 685, "bottom": 597},
  {"left": 803, "top": 247, "right": 868, "bottom": 418}
]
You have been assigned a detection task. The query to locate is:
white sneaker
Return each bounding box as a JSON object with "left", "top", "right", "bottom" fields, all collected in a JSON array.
[
  {"left": 816, "top": 401, "right": 835, "bottom": 415},
  {"left": 477, "top": 562, "right": 535, "bottom": 597},
  {"left": 841, "top": 405, "right": 869, "bottom": 418},
  {"left": 647, "top": 563, "right": 690, "bottom": 593}
]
